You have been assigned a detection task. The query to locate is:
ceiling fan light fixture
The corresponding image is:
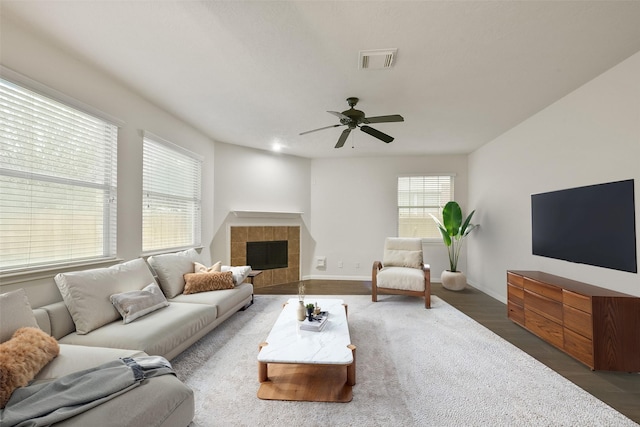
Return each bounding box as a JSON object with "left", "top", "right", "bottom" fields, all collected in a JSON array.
[{"left": 359, "top": 48, "right": 397, "bottom": 70}]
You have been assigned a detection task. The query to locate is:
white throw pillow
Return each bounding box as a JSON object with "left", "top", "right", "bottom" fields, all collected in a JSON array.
[
  {"left": 54, "top": 258, "right": 156, "bottom": 335},
  {"left": 110, "top": 283, "right": 169, "bottom": 324},
  {"left": 194, "top": 261, "right": 222, "bottom": 273},
  {"left": 147, "top": 248, "right": 201, "bottom": 298},
  {"left": 0, "top": 289, "right": 39, "bottom": 343},
  {"left": 221, "top": 265, "right": 252, "bottom": 285}
]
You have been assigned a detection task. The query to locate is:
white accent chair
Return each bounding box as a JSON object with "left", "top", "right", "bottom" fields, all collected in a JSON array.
[{"left": 372, "top": 237, "right": 431, "bottom": 309}]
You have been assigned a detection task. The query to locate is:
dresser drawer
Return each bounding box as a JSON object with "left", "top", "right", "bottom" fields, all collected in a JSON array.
[
  {"left": 508, "top": 301, "right": 524, "bottom": 326},
  {"left": 524, "top": 290, "right": 563, "bottom": 324},
  {"left": 508, "top": 283, "right": 524, "bottom": 306},
  {"left": 563, "top": 305, "right": 593, "bottom": 339},
  {"left": 563, "top": 290, "right": 592, "bottom": 314},
  {"left": 507, "top": 272, "right": 523, "bottom": 287},
  {"left": 525, "top": 308, "right": 563, "bottom": 348},
  {"left": 524, "top": 278, "right": 562, "bottom": 302},
  {"left": 564, "top": 328, "right": 594, "bottom": 368}
]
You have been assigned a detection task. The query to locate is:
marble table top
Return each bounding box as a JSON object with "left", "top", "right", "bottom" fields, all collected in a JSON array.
[{"left": 257, "top": 298, "right": 353, "bottom": 365}]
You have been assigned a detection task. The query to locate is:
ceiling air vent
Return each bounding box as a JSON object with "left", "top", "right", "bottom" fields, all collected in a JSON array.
[{"left": 359, "top": 48, "right": 397, "bottom": 70}]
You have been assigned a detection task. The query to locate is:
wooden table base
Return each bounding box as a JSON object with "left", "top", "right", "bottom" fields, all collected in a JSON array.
[
  {"left": 257, "top": 344, "right": 356, "bottom": 402},
  {"left": 257, "top": 363, "right": 353, "bottom": 402}
]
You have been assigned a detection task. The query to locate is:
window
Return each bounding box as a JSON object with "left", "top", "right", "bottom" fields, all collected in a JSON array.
[
  {"left": 142, "top": 134, "right": 202, "bottom": 253},
  {"left": 0, "top": 78, "right": 118, "bottom": 271},
  {"left": 398, "top": 175, "right": 454, "bottom": 239}
]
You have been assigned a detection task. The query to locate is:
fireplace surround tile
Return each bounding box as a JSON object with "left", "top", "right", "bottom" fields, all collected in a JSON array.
[{"left": 230, "top": 226, "right": 299, "bottom": 288}]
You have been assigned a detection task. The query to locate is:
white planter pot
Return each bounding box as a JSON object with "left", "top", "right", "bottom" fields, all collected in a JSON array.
[{"left": 441, "top": 270, "right": 467, "bottom": 291}]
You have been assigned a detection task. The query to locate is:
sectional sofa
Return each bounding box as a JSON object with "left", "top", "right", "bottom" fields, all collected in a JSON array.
[{"left": 0, "top": 248, "right": 253, "bottom": 426}]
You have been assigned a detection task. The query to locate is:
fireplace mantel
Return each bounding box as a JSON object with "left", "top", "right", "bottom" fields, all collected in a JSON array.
[{"left": 231, "top": 210, "right": 303, "bottom": 219}]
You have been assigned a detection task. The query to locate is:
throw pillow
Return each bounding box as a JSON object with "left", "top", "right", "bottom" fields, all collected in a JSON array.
[
  {"left": 110, "top": 283, "right": 169, "bottom": 324},
  {"left": 183, "top": 271, "right": 234, "bottom": 294},
  {"left": 0, "top": 289, "right": 39, "bottom": 344},
  {"left": 0, "top": 327, "right": 60, "bottom": 408},
  {"left": 221, "top": 265, "right": 252, "bottom": 285},
  {"left": 54, "top": 258, "right": 157, "bottom": 335},
  {"left": 194, "top": 261, "right": 222, "bottom": 273},
  {"left": 147, "top": 248, "right": 201, "bottom": 298}
]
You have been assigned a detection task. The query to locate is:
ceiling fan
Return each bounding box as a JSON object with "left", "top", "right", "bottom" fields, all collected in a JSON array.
[{"left": 300, "top": 97, "right": 404, "bottom": 148}]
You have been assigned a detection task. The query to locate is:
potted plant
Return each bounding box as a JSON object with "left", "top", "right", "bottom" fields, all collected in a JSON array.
[
  {"left": 306, "top": 303, "right": 315, "bottom": 320},
  {"left": 430, "top": 201, "right": 477, "bottom": 291}
]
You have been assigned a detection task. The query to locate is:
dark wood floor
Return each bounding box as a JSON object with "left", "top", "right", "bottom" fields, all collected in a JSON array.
[{"left": 255, "top": 280, "right": 640, "bottom": 423}]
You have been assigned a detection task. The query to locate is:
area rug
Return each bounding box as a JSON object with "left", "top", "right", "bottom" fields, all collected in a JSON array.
[{"left": 171, "top": 295, "right": 637, "bottom": 426}]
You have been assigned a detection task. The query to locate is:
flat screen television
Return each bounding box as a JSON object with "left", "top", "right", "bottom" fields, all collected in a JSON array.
[{"left": 531, "top": 179, "right": 637, "bottom": 273}]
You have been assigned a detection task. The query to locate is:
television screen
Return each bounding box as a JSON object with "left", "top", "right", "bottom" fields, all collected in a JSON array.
[{"left": 531, "top": 179, "right": 637, "bottom": 273}]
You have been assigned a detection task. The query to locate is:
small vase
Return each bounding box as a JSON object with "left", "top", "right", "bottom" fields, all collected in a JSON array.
[
  {"left": 307, "top": 307, "right": 314, "bottom": 320},
  {"left": 296, "top": 300, "right": 306, "bottom": 321}
]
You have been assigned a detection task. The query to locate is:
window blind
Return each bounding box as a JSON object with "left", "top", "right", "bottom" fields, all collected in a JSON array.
[
  {"left": 142, "top": 136, "right": 202, "bottom": 253},
  {"left": 398, "top": 175, "right": 454, "bottom": 239},
  {"left": 0, "top": 78, "right": 118, "bottom": 271}
]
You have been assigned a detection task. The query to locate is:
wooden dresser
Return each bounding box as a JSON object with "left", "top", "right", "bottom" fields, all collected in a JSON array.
[{"left": 507, "top": 270, "right": 640, "bottom": 372}]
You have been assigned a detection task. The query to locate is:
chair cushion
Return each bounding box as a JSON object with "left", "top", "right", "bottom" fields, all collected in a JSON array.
[
  {"left": 383, "top": 237, "right": 423, "bottom": 268},
  {"left": 377, "top": 266, "right": 425, "bottom": 292}
]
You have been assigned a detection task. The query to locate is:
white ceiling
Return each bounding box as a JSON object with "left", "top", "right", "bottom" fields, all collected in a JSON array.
[{"left": 3, "top": 1, "right": 640, "bottom": 159}]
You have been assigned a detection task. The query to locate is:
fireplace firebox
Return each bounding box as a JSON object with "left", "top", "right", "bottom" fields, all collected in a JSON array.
[{"left": 246, "top": 240, "right": 288, "bottom": 270}]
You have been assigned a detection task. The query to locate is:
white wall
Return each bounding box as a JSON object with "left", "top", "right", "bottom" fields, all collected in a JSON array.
[
  {"left": 210, "top": 142, "right": 311, "bottom": 269},
  {"left": 0, "top": 17, "right": 217, "bottom": 306},
  {"left": 308, "top": 155, "right": 468, "bottom": 280},
  {"left": 468, "top": 50, "right": 640, "bottom": 301}
]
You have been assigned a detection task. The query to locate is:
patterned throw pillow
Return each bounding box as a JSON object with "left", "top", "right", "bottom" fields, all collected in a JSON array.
[{"left": 183, "top": 271, "right": 235, "bottom": 294}]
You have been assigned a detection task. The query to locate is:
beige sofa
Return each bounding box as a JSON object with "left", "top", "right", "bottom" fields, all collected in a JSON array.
[{"left": 1, "top": 249, "right": 253, "bottom": 427}]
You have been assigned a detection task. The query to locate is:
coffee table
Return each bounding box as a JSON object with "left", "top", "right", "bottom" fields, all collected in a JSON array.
[{"left": 257, "top": 298, "right": 356, "bottom": 402}]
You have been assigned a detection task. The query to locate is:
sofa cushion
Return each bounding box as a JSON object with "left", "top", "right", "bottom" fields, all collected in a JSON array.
[
  {"left": 34, "top": 344, "right": 146, "bottom": 384},
  {"left": 54, "top": 258, "right": 157, "bottom": 335},
  {"left": 0, "top": 327, "right": 60, "bottom": 408},
  {"left": 110, "top": 283, "right": 169, "bottom": 324},
  {"left": 0, "top": 289, "right": 39, "bottom": 343},
  {"left": 183, "top": 271, "right": 234, "bottom": 294},
  {"left": 147, "top": 248, "right": 201, "bottom": 298},
  {"left": 170, "top": 282, "right": 254, "bottom": 318},
  {"left": 58, "top": 302, "right": 217, "bottom": 360}
]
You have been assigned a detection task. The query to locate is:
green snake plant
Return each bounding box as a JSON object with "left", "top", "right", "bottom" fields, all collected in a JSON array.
[{"left": 430, "top": 201, "right": 477, "bottom": 272}]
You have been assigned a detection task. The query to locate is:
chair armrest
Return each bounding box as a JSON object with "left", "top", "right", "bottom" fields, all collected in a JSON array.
[
  {"left": 372, "top": 261, "right": 383, "bottom": 276},
  {"left": 422, "top": 263, "right": 430, "bottom": 272}
]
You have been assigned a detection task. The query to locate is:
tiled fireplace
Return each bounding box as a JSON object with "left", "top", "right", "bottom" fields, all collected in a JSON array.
[{"left": 230, "top": 226, "right": 300, "bottom": 288}]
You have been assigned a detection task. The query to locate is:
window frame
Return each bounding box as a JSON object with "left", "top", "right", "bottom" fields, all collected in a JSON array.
[
  {"left": 142, "top": 132, "right": 203, "bottom": 255},
  {"left": 0, "top": 73, "right": 120, "bottom": 273},
  {"left": 397, "top": 174, "right": 455, "bottom": 241}
]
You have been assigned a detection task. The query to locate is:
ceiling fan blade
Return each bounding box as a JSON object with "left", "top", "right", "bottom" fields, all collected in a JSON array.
[
  {"left": 299, "top": 124, "right": 342, "bottom": 135},
  {"left": 362, "top": 114, "right": 404, "bottom": 124},
  {"left": 335, "top": 128, "right": 352, "bottom": 148},
  {"left": 360, "top": 125, "right": 394, "bottom": 143},
  {"left": 327, "top": 111, "right": 351, "bottom": 121}
]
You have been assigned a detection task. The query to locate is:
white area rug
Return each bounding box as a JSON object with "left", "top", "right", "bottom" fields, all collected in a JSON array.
[{"left": 171, "top": 295, "right": 637, "bottom": 426}]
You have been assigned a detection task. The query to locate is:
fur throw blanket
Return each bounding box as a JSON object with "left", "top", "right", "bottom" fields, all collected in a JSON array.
[{"left": 0, "top": 327, "right": 59, "bottom": 408}]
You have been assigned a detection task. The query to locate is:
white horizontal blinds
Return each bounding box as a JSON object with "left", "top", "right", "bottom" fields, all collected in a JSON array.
[
  {"left": 398, "top": 175, "right": 453, "bottom": 239},
  {"left": 0, "top": 78, "right": 117, "bottom": 271},
  {"left": 142, "top": 136, "right": 201, "bottom": 253}
]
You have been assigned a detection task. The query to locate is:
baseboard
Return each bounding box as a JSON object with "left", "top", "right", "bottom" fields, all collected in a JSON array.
[
  {"left": 466, "top": 279, "right": 506, "bottom": 304},
  {"left": 302, "top": 274, "right": 371, "bottom": 281}
]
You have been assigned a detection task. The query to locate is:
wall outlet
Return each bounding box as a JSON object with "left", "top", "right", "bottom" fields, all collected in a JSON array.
[
  {"left": 355, "top": 262, "right": 360, "bottom": 269},
  {"left": 338, "top": 261, "right": 343, "bottom": 268},
  {"left": 315, "top": 256, "right": 326, "bottom": 268}
]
